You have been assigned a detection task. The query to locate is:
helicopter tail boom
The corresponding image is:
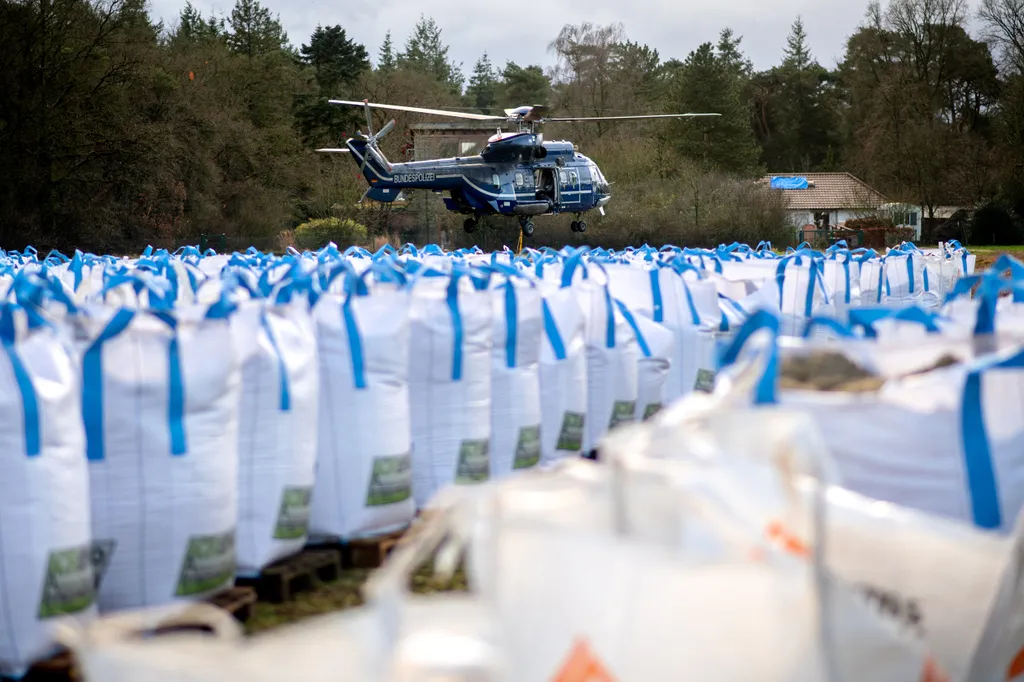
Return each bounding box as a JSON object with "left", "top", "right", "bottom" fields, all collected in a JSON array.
[{"left": 346, "top": 138, "right": 393, "bottom": 184}]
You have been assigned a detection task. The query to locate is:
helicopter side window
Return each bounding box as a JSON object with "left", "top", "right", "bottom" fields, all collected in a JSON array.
[
  {"left": 559, "top": 170, "right": 567, "bottom": 184},
  {"left": 515, "top": 172, "right": 524, "bottom": 187},
  {"left": 493, "top": 174, "right": 500, "bottom": 188}
]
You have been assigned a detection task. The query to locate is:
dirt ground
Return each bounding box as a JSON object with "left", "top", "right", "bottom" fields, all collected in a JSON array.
[
  {"left": 245, "top": 563, "right": 468, "bottom": 634},
  {"left": 969, "top": 246, "right": 1024, "bottom": 270}
]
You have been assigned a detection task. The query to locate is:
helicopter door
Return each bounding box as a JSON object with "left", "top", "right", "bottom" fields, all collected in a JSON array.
[{"left": 535, "top": 168, "right": 557, "bottom": 204}]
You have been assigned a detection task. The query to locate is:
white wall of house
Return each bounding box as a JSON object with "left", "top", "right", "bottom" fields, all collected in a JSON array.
[
  {"left": 786, "top": 208, "right": 921, "bottom": 240},
  {"left": 787, "top": 209, "right": 873, "bottom": 228}
]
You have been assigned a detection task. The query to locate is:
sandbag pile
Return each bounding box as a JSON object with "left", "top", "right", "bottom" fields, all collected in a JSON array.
[
  {"left": 53, "top": 325, "right": 1024, "bottom": 682},
  {"left": 0, "top": 237, "right": 983, "bottom": 677}
]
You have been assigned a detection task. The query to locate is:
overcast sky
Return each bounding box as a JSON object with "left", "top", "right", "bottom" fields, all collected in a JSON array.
[{"left": 151, "top": 0, "right": 983, "bottom": 79}]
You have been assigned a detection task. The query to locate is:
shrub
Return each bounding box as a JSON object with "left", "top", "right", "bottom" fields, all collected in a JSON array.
[
  {"left": 844, "top": 217, "right": 913, "bottom": 249},
  {"left": 449, "top": 163, "right": 796, "bottom": 251},
  {"left": 293, "top": 217, "right": 368, "bottom": 250},
  {"left": 967, "top": 201, "right": 1022, "bottom": 245}
]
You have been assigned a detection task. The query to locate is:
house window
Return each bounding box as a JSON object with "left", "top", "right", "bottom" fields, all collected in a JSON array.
[
  {"left": 515, "top": 172, "right": 524, "bottom": 186},
  {"left": 909, "top": 212, "right": 918, "bottom": 226},
  {"left": 460, "top": 141, "right": 477, "bottom": 155},
  {"left": 813, "top": 211, "right": 831, "bottom": 228}
]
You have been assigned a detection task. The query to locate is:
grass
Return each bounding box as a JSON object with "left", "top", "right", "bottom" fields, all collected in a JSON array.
[
  {"left": 244, "top": 563, "right": 469, "bottom": 634},
  {"left": 963, "top": 245, "right": 1024, "bottom": 269}
]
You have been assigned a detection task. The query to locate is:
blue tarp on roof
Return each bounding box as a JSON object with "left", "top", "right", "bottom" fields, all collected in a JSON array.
[{"left": 770, "top": 176, "right": 809, "bottom": 190}]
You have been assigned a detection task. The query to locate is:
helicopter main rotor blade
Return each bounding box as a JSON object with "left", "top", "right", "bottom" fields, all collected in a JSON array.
[
  {"left": 329, "top": 99, "right": 505, "bottom": 121},
  {"left": 375, "top": 119, "right": 397, "bottom": 141},
  {"left": 544, "top": 113, "right": 722, "bottom": 121},
  {"left": 363, "top": 101, "right": 374, "bottom": 138}
]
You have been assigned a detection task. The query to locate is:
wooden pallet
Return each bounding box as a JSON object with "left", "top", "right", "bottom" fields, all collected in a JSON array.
[
  {"left": 7, "top": 651, "right": 78, "bottom": 682},
  {"left": 308, "top": 525, "right": 411, "bottom": 570},
  {"left": 205, "top": 585, "right": 256, "bottom": 624},
  {"left": 341, "top": 526, "right": 412, "bottom": 569},
  {"left": 235, "top": 548, "right": 341, "bottom": 603}
]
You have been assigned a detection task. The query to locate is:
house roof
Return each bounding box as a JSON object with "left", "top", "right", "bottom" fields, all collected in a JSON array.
[{"left": 759, "top": 172, "right": 889, "bottom": 210}]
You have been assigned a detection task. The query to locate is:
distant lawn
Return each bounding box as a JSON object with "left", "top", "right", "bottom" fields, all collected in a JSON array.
[{"left": 966, "top": 245, "right": 1024, "bottom": 269}]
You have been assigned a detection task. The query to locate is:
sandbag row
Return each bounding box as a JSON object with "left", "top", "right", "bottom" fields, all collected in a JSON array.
[{"left": 0, "top": 238, "right": 976, "bottom": 677}]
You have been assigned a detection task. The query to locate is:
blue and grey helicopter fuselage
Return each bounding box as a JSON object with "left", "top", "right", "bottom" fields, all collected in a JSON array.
[{"left": 346, "top": 130, "right": 610, "bottom": 234}]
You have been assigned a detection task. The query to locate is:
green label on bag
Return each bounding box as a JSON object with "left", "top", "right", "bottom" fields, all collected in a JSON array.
[
  {"left": 455, "top": 439, "right": 490, "bottom": 483},
  {"left": 555, "top": 411, "right": 585, "bottom": 451},
  {"left": 175, "top": 530, "right": 235, "bottom": 597},
  {"left": 513, "top": 425, "right": 541, "bottom": 469},
  {"left": 90, "top": 539, "right": 116, "bottom": 590},
  {"left": 642, "top": 403, "right": 662, "bottom": 420},
  {"left": 38, "top": 545, "right": 96, "bottom": 618},
  {"left": 608, "top": 400, "right": 636, "bottom": 429},
  {"left": 694, "top": 368, "right": 716, "bottom": 393},
  {"left": 366, "top": 454, "right": 412, "bottom": 506},
  {"left": 274, "top": 487, "right": 313, "bottom": 539}
]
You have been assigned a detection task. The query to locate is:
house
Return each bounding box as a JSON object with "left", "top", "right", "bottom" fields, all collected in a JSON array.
[{"left": 761, "top": 172, "right": 920, "bottom": 240}]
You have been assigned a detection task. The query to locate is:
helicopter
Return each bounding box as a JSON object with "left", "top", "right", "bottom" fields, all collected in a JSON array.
[{"left": 316, "top": 100, "right": 720, "bottom": 237}]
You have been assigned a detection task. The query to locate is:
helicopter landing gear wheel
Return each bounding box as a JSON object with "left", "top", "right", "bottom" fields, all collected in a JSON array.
[
  {"left": 576, "top": 220, "right": 587, "bottom": 233},
  {"left": 570, "top": 220, "right": 579, "bottom": 232},
  {"left": 519, "top": 218, "right": 534, "bottom": 237},
  {"left": 463, "top": 217, "right": 477, "bottom": 233}
]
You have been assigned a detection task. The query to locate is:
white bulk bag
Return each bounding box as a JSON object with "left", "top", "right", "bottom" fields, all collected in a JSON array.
[
  {"left": 878, "top": 252, "right": 940, "bottom": 310},
  {"left": 678, "top": 272, "right": 723, "bottom": 395},
  {"left": 0, "top": 304, "right": 96, "bottom": 677},
  {"left": 722, "top": 309, "right": 1024, "bottom": 532},
  {"left": 538, "top": 287, "right": 588, "bottom": 464},
  {"left": 614, "top": 299, "right": 674, "bottom": 420},
  {"left": 56, "top": 560, "right": 506, "bottom": 682},
  {"left": 770, "top": 253, "right": 835, "bottom": 336},
  {"left": 822, "top": 251, "right": 861, "bottom": 322},
  {"left": 80, "top": 299, "right": 241, "bottom": 611},
  {"left": 233, "top": 297, "right": 319, "bottom": 574},
  {"left": 598, "top": 402, "right": 1008, "bottom": 682},
  {"left": 605, "top": 263, "right": 711, "bottom": 402},
  {"left": 408, "top": 269, "right": 493, "bottom": 507},
  {"left": 456, "top": 468, "right": 935, "bottom": 682},
  {"left": 488, "top": 275, "right": 543, "bottom": 479},
  {"left": 309, "top": 280, "right": 415, "bottom": 538},
  {"left": 560, "top": 257, "right": 638, "bottom": 453}
]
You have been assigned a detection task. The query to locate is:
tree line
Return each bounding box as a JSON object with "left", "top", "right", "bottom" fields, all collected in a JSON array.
[{"left": 0, "top": 0, "right": 1021, "bottom": 253}]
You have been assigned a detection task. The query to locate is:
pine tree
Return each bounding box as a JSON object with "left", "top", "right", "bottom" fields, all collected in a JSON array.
[
  {"left": 782, "top": 16, "right": 811, "bottom": 70},
  {"left": 716, "top": 28, "right": 753, "bottom": 79},
  {"left": 465, "top": 52, "right": 498, "bottom": 112},
  {"left": 668, "top": 42, "right": 761, "bottom": 174},
  {"left": 761, "top": 16, "right": 839, "bottom": 171},
  {"left": 500, "top": 63, "right": 551, "bottom": 106},
  {"left": 378, "top": 30, "right": 395, "bottom": 72},
  {"left": 226, "top": 0, "right": 287, "bottom": 59},
  {"left": 176, "top": 2, "right": 222, "bottom": 42},
  {"left": 397, "top": 15, "right": 463, "bottom": 94},
  {"left": 300, "top": 25, "right": 369, "bottom": 94}
]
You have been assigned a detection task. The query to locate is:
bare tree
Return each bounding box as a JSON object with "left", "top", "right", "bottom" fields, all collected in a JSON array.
[{"left": 978, "top": 0, "right": 1024, "bottom": 73}]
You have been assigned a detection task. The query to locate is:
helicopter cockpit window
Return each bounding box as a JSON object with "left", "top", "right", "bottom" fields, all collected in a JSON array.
[{"left": 514, "top": 172, "right": 524, "bottom": 186}]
